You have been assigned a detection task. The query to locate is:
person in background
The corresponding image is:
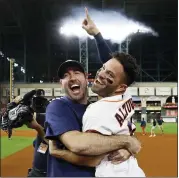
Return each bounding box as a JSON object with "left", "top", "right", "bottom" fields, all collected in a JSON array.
[
  {"left": 27, "top": 89, "right": 49, "bottom": 177},
  {"left": 27, "top": 112, "right": 47, "bottom": 177},
  {"left": 140, "top": 118, "right": 146, "bottom": 135},
  {"left": 157, "top": 117, "right": 164, "bottom": 134},
  {"left": 149, "top": 118, "right": 156, "bottom": 137}
]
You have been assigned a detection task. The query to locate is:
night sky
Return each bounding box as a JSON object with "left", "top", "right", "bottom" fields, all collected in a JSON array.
[{"left": 0, "top": 0, "right": 178, "bottom": 83}]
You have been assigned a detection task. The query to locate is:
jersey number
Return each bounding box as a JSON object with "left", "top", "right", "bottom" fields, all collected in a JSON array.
[{"left": 114, "top": 98, "right": 135, "bottom": 135}]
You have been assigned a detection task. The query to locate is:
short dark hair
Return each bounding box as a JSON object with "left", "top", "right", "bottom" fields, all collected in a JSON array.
[{"left": 111, "top": 52, "right": 140, "bottom": 86}]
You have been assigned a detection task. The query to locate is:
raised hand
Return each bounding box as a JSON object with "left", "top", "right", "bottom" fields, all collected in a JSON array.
[
  {"left": 82, "top": 7, "right": 100, "bottom": 36},
  {"left": 127, "top": 136, "right": 142, "bottom": 155}
]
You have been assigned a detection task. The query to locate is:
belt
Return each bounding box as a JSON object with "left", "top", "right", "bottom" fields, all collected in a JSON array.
[{"left": 33, "top": 167, "right": 47, "bottom": 174}]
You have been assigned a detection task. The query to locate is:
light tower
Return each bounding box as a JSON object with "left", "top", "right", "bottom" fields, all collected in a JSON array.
[
  {"left": 118, "top": 1, "right": 131, "bottom": 54},
  {"left": 118, "top": 36, "right": 131, "bottom": 54},
  {"left": 9, "top": 58, "right": 15, "bottom": 102},
  {"left": 79, "top": 37, "right": 88, "bottom": 73}
]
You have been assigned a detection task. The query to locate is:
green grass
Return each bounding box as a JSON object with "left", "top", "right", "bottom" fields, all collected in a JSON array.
[
  {"left": 135, "top": 123, "right": 177, "bottom": 134},
  {"left": 1, "top": 136, "right": 34, "bottom": 159}
]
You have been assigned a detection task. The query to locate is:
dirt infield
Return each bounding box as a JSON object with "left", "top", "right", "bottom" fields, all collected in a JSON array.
[
  {"left": 0, "top": 129, "right": 36, "bottom": 137},
  {"left": 1, "top": 145, "right": 34, "bottom": 177},
  {"left": 136, "top": 133, "right": 177, "bottom": 177},
  {"left": 1, "top": 129, "right": 35, "bottom": 177},
  {"left": 1, "top": 131, "right": 178, "bottom": 177}
]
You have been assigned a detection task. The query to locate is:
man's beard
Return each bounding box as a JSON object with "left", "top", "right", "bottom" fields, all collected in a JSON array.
[{"left": 64, "top": 87, "right": 87, "bottom": 102}]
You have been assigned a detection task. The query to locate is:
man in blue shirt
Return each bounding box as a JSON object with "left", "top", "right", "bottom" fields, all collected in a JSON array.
[
  {"left": 45, "top": 9, "right": 141, "bottom": 177},
  {"left": 157, "top": 117, "right": 164, "bottom": 134},
  {"left": 140, "top": 118, "right": 146, "bottom": 135}
]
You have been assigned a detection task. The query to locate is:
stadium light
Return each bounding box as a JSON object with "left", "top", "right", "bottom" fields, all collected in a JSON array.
[
  {"left": 14, "top": 63, "right": 18, "bottom": 67},
  {"left": 20, "top": 66, "right": 25, "bottom": 73},
  {"left": 59, "top": 7, "right": 158, "bottom": 43}
]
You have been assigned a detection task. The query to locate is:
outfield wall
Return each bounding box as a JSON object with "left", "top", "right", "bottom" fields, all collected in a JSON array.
[{"left": 0, "top": 82, "right": 178, "bottom": 121}]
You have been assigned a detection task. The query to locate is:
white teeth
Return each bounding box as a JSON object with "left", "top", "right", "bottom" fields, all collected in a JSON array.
[
  {"left": 71, "top": 84, "right": 80, "bottom": 89},
  {"left": 72, "top": 84, "right": 79, "bottom": 87}
]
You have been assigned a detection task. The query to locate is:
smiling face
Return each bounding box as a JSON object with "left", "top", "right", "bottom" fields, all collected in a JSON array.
[
  {"left": 60, "top": 68, "right": 88, "bottom": 104},
  {"left": 92, "top": 58, "right": 127, "bottom": 97}
]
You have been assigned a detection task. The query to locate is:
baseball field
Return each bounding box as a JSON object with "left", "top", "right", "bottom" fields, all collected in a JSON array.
[{"left": 1, "top": 123, "right": 177, "bottom": 177}]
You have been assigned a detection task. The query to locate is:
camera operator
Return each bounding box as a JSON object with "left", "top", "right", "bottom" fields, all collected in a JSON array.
[
  {"left": 27, "top": 89, "right": 49, "bottom": 177},
  {"left": 0, "top": 89, "right": 49, "bottom": 177}
]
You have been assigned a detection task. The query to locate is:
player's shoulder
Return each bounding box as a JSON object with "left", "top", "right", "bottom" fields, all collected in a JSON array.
[
  {"left": 97, "top": 95, "right": 125, "bottom": 110},
  {"left": 46, "top": 97, "right": 69, "bottom": 113},
  {"left": 86, "top": 100, "right": 102, "bottom": 110}
]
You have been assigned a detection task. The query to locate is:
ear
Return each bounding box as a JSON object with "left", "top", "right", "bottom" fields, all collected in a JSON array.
[{"left": 115, "top": 84, "right": 128, "bottom": 95}]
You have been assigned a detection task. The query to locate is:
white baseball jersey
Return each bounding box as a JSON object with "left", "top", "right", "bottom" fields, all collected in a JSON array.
[
  {"left": 82, "top": 91, "right": 145, "bottom": 177},
  {"left": 83, "top": 91, "right": 135, "bottom": 136}
]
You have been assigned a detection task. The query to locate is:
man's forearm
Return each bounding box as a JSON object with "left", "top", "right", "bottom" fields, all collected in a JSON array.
[
  {"left": 60, "top": 131, "right": 132, "bottom": 156},
  {"left": 35, "top": 126, "right": 47, "bottom": 142},
  {"left": 50, "top": 149, "right": 103, "bottom": 167},
  {"left": 76, "top": 134, "right": 130, "bottom": 155},
  {"left": 94, "top": 32, "right": 112, "bottom": 63},
  {"left": 34, "top": 113, "right": 48, "bottom": 143}
]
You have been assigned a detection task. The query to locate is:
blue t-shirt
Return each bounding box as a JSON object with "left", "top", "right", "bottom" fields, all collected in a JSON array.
[
  {"left": 157, "top": 119, "right": 163, "bottom": 125},
  {"left": 140, "top": 120, "right": 146, "bottom": 127},
  {"left": 45, "top": 96, "right": 95, "bottom": 177}
]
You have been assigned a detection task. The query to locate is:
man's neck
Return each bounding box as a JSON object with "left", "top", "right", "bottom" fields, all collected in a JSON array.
[
  {"left": 103, "top": 91, "right": 125, "bottom": 98},
  {"left": 78, "top": 98, "right": 88, "bottom": 105},
  {"left": 67, "top": 96, "right": 88, "bottom": 105}
]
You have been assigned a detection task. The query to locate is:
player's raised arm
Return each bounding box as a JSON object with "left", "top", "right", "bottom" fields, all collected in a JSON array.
[{"left": 82, "top": 7, "right": 112, "bottom": 63}]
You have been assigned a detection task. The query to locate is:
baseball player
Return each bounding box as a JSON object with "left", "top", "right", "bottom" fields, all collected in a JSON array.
[
  {"left": 149, "top": 118, "right": 156, "bottom": 137},
  {"left": 157, "top": 117, "right": 164, "bottom": 134},
  {"left": 140, "top": 118, "right": 146, "bottom": 135},
  {"left": 82, "top": 91, "right": 145, "bottom": 177},
  {"left": 81, "top": 11, "right": 145, "bottom": 177}
]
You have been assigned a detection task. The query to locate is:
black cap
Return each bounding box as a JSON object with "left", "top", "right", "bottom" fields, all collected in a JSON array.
[{"left": 57, "top": 60, "right": 85, "bottom": 79}]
